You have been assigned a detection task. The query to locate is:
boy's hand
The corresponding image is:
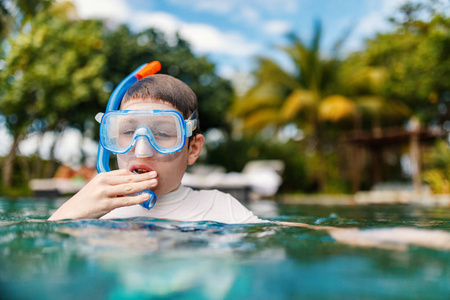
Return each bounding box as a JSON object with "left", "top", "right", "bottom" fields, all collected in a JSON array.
[{"left": 48, "top": 170, "right": 158, "bottom": 220}]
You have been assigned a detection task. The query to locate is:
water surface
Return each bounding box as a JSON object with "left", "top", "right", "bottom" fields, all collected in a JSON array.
[{"left": 0, "top": 197, "right": 449, "bottom": 299}]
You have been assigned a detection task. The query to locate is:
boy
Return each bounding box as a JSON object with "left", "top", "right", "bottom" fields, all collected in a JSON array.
[
  {"left": 50, "top": 66, "right": 448, "bottom": 250},
  {"left": 49, "top": 69, "right": 262, "bottom": 223}
]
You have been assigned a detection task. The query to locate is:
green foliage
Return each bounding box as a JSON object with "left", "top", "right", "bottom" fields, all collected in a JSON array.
[
  {"left": 346, "top": 4, "right": 450, "bottom": 124},
  {"left": 423, "top": 169, "right": 449, "bottom": 194},
  {"left": 423, "top": 139, "right": 450, "bottom": 193},
  {"left": 0, "top": 2, "right": 109, "bottom": 189},
  {"left": 205, "top": 136, "right": 309, "bottom": 193},
  {"left": 0, "top": 6, "right": 107, "bottom": 137},
  {"left": 204, "top": 135, "right": 350, "bottom": 194},
  {"left": 0, "top": 156, "right": 40, "bottom": 196},
  {"left": 0, "top": 0, "right": 55, "bottom": 41}
]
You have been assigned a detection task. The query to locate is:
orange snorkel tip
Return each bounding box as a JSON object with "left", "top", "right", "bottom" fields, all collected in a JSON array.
[{"left": 136, "top": 61, "right": 162, "bottom": 80}]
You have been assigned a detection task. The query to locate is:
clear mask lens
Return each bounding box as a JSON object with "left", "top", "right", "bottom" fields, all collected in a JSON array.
[{"left": 100, "top": 110, "right": 188, "bottom": 155}]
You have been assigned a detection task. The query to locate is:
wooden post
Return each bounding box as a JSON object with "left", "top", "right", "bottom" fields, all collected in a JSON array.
[
  {"left": 410, "top": 131, "right": 421, "bottom": 194},
  {"left": 409, "top": 118, "right": 421, "bottom": 194},
  {"left": 351, "top": 145, "right": 362, "bottom": 193},
  {"left": 351, "top": 111, "right": 363, "bottom": 193},
  {"left": 372, "top": 146, "right": 383, "bottom": 186}
]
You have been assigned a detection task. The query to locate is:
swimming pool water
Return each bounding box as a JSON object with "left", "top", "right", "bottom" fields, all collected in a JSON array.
[{"left": 0, "top": 197, "right": 449, "bottom": 299}]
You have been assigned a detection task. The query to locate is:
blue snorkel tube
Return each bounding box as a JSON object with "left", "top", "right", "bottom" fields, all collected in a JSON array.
[{"left": 96, "top": 61, "right": 162, "bottom": 209}]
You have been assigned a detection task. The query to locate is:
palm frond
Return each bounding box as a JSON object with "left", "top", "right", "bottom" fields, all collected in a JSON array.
[
  {"left": 355, "top": 96, "right": 412, "bottom": 119},
  {"left": 230, "top": 82, "right": 284, "bottom": 118},
  {"left": 319, "top": 95, "right": 356, "bottom": 122},
  {"left": 242, "top": 108, "right": 280, "bottom": 133},
  {"left": 255, "top": 57, "right": 301, "bottom": 90},
  {"left": 280, "top": 89, "right": 315, "bottom": 121}
]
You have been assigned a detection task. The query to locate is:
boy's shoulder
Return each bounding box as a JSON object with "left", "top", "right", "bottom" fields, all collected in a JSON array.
[
  {"left": 184, "top": 187, "right": 263, "bottom": 223},
  {"left": 185, "top": 187, "right": 237, "bottom": 204}
]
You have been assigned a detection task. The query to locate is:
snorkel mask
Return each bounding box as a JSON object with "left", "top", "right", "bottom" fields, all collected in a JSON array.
[
  {"left": 96, "top": 61, "right": 162, "bottom": 209},
  {"left": 99, "top": 109, "right": 198, "bottom": 157}
]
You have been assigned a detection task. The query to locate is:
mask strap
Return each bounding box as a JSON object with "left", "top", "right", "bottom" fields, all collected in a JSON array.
[
  {"left": 186, "top": 110, "right": 198, "bottom": 138},
  {"left": 95, "top": 112, "right": 103, "bottom": 123}
]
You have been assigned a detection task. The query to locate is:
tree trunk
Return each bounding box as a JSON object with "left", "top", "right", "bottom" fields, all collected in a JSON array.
[
  {"left": 44, "top": 130, "right": 61, "bottom": 178},
  {"left": 351, "top": 111, "right": 363, "bottom": 193},
  {"left": 2, "top": 135, "right": 21, "bottom": 188},
  {"left": 371, "top": 146, "right": 383, "bottom": 186},
  {"left": 31, "top": 132, "right": 44, "bottom": 178},
  {"left": 410, "top": 129, "right": 421, "bottom": 194},
  {"left": 314, "top": 121, "right": 327, "bottom": 192},
  {"left": 18, "top": 155, "right": 31, "bottom": 182},
  {"left": 350, "top": 145, "right": 362, "bottom": 193}
]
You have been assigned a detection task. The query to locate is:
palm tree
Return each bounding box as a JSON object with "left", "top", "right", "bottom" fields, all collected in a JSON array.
[{"left": 231, "top": 22, "right": 355, "bottom": 191}]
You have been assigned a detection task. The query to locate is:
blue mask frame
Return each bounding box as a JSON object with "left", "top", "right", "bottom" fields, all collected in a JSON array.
[{"left": 96, "top": 61, "right": 161, "bottom": 209}]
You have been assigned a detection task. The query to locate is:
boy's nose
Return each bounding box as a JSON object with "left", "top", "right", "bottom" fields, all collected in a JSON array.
[{"left": 134, "top": 136, "right": 155, "bottom": 158}]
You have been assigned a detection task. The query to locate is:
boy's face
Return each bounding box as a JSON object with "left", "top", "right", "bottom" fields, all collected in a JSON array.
[{"left": 117, "top": 99, "right": 204, "bottom": 197}]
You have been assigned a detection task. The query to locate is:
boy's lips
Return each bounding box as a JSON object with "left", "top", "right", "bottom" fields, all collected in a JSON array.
[{"left": 129, "top": 164, "right": 153, "bottom": 174}]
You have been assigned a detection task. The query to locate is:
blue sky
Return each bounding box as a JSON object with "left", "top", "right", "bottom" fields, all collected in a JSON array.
[{"left": 72, "top": 0, "right": 419, "bottom": 79}]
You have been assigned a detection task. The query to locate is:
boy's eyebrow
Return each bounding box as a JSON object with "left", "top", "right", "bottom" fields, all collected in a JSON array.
[
  {"left": 119, "top": 116, "right": 175, "bottom": 125},
  {"left": 119, "top": 117, "right": 138, "bottom": 124}
]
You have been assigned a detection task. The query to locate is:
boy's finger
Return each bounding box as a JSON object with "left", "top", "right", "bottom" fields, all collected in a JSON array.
[
  {"left": 106, "top": 179, "right": 158, "bottom": 197},
  {"left": 106, "top": 169, "right": 133, "bottom": 176},
  {"left": 113, "top": 193, "right": 151, "bottom": 208},
  {"left": 106, "top": 171, "right": 158, "bottom": 185}
]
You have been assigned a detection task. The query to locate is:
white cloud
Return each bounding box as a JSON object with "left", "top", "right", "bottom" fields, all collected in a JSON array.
[
  {"left": 179, "top": 24, "right": 260, "bottom": 56},
  {"left": 132, "top": 11, "right": 180, "bottom": 34},
  {"left": 240, "top": 6, "right": 260, "bottom": 24},
  {"left": 131, "top": 12, "right": 261, "bottom": 56},
  {"left": 72, "top": 1, "right": 261, "bottom": 59},
  {"left": 380, "top": 0, "right": 409, "bottom": 14},
  {"left": 132, "top": 11, "right": 261, "bottom": 56},
  {"left": 355, "top": 12, "right": 388, "bottom": 37},
  {"left": 72, "top": 0, "right": 131, "bottom": 23},
  {"left": 263, "top": 20, "right": 291, "bottom": 35}
]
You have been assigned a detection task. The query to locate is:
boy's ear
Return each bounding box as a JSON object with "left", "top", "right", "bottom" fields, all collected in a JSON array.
[{"left": 187, "top": 134, "right": 205, "bottom": 165}]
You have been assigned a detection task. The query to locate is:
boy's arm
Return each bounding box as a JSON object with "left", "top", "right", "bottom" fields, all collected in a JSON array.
[
  {"left": 48, "top": 170, "right": 158, "bottom": 220},
  {"left": 277, "top": 222, "right": 450, "bottom": 250}
]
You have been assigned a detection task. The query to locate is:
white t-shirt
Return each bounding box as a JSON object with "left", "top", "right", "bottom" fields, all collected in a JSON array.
[{"left": 102, "top": 185, "right": 264, "bottom": 224}]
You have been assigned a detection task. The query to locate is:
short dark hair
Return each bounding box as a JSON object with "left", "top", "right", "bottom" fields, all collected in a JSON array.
[{"left": 121, "top": 74, "right": 200, "bottom": 135}]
